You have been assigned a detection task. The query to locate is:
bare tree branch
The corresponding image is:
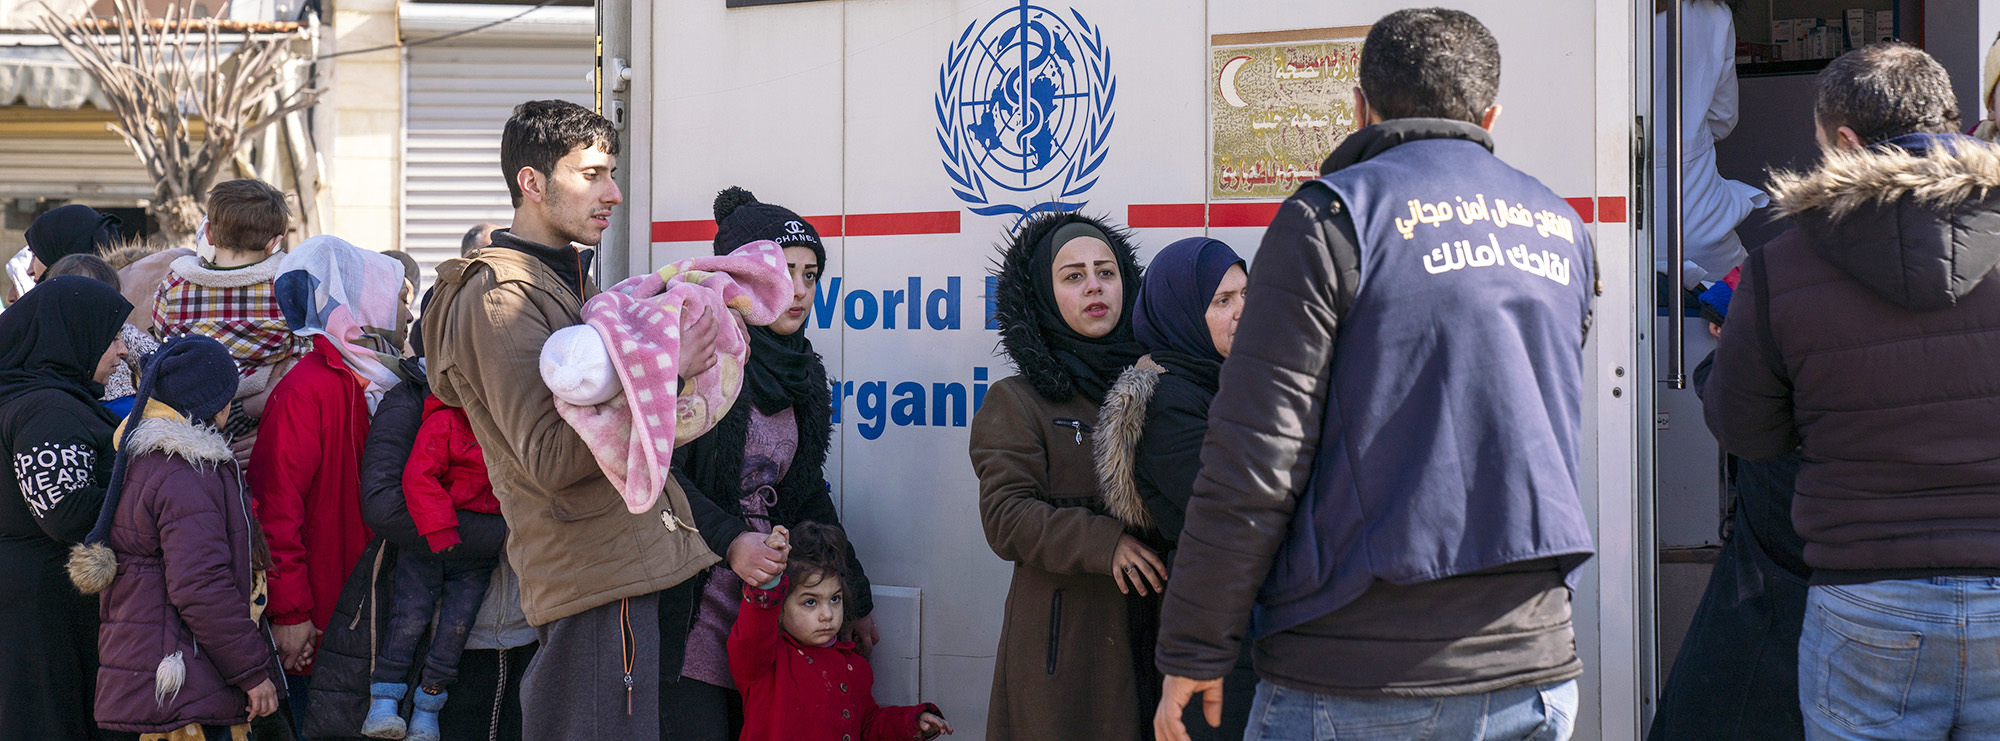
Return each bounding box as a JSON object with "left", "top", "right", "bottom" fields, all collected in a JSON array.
[{"left": 33, "top": 0, "right": 323, "bottom": 244}]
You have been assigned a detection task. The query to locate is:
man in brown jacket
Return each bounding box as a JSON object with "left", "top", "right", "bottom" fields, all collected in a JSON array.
[
  {"left": 422, "top": 100, "right": 749, "bottom": 737},
  {"left": 1704, "top": 45, "right": 2000, "bottom": 738}
]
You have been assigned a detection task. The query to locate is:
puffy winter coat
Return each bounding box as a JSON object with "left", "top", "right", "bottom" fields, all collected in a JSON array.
[
  {"left": 1707, "top": 132, "right": 2000, "bottom": 575},
  {"left": 76, "top": 406, "right": 283, "bottom": 732},
  {"left": 404, "top": 397, "right": 499, "bottom": 553}
]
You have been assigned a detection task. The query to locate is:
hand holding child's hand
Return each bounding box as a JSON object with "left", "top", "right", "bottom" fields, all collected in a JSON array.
[
  {"left": 272, "top": 621, "right": 321, "bottom": 673},
  {"left": 917, "top": 712, "right": 954, "bottom": 738},
  {"left": 728, "top": 530, "right": 788, "bottom": 587},
  {"left": 245, "top": 679, "right": 279, "bottom": 718}
]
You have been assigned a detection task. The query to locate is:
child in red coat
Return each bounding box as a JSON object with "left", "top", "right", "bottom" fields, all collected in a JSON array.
[
  {"left": 361, "top": 396, "right": 502, "bottom": 741},
  {"left": 730, "top": 523, "right": 951, "bottom": 741}
]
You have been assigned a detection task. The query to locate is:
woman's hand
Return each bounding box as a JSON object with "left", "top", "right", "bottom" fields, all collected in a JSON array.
[
  {"left": 271, "top": 621, "right": 321, "bottom": 673},
  {"left": 245, "top": 678, "right": 279, "bottom": 718},
  {"left": 917, "top": 711, "right": 954, "bottom": 737},
  {"left": 727, "top": 530, "right": 788, "bottom": 586},
  {"left": 1112, "top": 534, "right": 1167, "bottom": 596}
]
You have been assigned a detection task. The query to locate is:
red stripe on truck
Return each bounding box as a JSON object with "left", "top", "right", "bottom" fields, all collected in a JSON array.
[
  {"left": 651, "top": 211, "right": 961, "bottom": 243},
  {"left": 1564, "top": 198, "right": 1596, "bottom": 223}
]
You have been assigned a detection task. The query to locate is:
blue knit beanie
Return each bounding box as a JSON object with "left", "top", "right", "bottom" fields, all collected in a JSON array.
[{"left": 142, "top": 335, "right": 239, "bottom": 424}]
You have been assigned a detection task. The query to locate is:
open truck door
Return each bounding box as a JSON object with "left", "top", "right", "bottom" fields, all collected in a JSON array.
[{"left": 598, "top": 1, "right": 1650, "bottom": 737}]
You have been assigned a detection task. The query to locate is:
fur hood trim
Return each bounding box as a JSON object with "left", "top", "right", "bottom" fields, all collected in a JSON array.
[
  {"left": 1770, "top": 137, "right": 2000, "bottom": 220},
  {"left": 1768, "top": 136, "right": 2000, "bottom": 311},
  {"left": 170, "top": 253, "right": 282, "bottom": 288},
  {"left": 1092, "top": 356, "right": 1163, "bottom": 530},
  {"left": 990, "top": 212, "right": 1143, "bottom": 403},
  {"left": 99, "top": 241, "right": 165, "bottom": 270},
  {"left": 121, "top": 412, "right": 235, "bottom": 467}
]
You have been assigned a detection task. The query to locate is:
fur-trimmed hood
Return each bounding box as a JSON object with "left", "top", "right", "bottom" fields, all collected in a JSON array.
[
  {"left": 990, "top": 212, "right": 1144, "bottom": 402},
  {"left": 1092, "top": 357, "right": 1162, "bottom": 530},
  {"left": 119, "top": 412, "right": 234, "bottom": 466},
  {"left": 1768, "top": 133, "right": 2000, "bottom": 311}
]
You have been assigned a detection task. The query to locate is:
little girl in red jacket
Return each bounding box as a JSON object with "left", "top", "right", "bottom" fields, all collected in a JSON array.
[{"left": 730, "top": 522, "right": 951, "bottom": 741}]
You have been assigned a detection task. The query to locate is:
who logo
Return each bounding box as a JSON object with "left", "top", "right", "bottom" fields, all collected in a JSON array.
[{"left": 936, "top": 0, "right": 1115, "bottom": 222}]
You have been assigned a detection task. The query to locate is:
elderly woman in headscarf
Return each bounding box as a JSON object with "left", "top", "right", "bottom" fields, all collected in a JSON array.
[
  {"left": 971, "top": 212, "right": 1161, "bottom": 741},
  {"left": 0, "top": 275, "right": 133, "bottom": 739},
  {"left": 1093, "top": 237, "right": 1255, "bottom": 741},
  {"left": 246, "top": 236, "right": 404, "bottom": 722}
]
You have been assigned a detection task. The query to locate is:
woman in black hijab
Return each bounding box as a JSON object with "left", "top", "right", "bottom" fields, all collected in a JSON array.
[
  {"left": 24, "top": 204, "right": 124, "bottom": 284},
  {"left": 0, "top": 275, "right": 133, "bottom": 739},
  {"left": 665, "top": 187, "right": 877, "bottom": 740},
  {"left": 971, "top": 212, "right": 1161, "bottom": 740},
  {"left": 1094, "top": 236, "right": 1254, "bottom": 741}
]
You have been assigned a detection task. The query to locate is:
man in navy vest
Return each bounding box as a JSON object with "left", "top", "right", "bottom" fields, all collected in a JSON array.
[{"left": 1154, "top": 9, "right": 1597, "bottom": 740}]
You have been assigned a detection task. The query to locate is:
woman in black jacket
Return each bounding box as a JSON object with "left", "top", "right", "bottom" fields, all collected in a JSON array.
[
  {"left": 665, "top": 187, "right": 876, "bottom": 740},
  {"left": 1093, "top": 237, "right": 1255, "bottom": 741},
  {"left": 0, "top": 276, "right": 132, "bottom": 739},
  {"left": 307, "top": 331, "right": 529, "bottom": 741}
]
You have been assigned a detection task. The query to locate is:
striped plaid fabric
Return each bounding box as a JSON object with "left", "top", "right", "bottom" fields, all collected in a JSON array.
[{"left": 151, "top": 273, "right": 309, "bottom": 378}]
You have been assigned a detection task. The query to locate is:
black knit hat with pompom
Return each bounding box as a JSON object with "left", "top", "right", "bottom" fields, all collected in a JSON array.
[{"left": 711, "top": 186, "right": 825, "bottom": 267}]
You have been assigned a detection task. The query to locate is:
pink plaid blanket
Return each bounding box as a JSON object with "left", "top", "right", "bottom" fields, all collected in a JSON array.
[{"left": 551, "top": 240, "right": 793, "bottom": 514}]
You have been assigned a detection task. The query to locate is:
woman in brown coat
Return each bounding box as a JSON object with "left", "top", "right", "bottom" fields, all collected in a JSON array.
[{"left": 971, "top": 212, "right": 1166, "bottom": 741}]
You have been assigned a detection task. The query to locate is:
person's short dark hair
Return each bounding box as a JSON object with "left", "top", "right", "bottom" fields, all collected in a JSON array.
[
  {"left": 501, "top": 100, "right": 620, "bottom": 208},
  {"left": 461, "top": 223, "right": 501, "bottom": 256},
  {"left": 784, "top": 521, "right": 854, "bottom": 616},
  {"left": 1815, "top": 43, "right": 1961, "bottom": 145},
  {"left": 206, "top": 179, "right": 291, "bottom": 254},
  {"left": 1359, "top": 8, "right": 1502, "bottom": 124},
  {"left": 381, "top": 249, "right": 421, "bottom": 289},
  {"left": 43, "top": 253, "right": 120, "bottom": 292}
]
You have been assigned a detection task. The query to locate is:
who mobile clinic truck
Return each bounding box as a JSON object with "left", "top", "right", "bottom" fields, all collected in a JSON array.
[{"left": 584, "top": 0, "right": 2000, "bottom": 738}]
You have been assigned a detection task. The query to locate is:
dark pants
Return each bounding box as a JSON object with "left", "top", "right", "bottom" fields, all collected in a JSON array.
[
  {"left": 439, "top": 644, "right": 537, "bottom": 741},
  {"left": 658, "top": 677, "right": 743, "bottom": 741},
  {"left": 1648, "top": 455, "right": 1810, "bottom": 741},
  {"left": 373, "top": 552, "right": 497, "bottom": 690}
]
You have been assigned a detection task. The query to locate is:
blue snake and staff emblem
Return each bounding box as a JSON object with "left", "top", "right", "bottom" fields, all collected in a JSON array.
[{"left": 937, "top": 0, "right": 1115, "bottom": 221}]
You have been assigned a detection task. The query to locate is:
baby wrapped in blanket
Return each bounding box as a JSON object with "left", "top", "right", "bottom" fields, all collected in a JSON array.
[{"left": 540, "top": 240, "right": 793, "bottom": 514}]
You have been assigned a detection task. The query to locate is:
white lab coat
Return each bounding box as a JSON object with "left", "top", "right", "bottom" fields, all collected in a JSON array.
[{"left": 1653, "top": 2, "right": 1769, "bottom": 289}]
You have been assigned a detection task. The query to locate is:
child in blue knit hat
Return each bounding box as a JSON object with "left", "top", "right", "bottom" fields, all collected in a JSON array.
[{"left": 68, "top": 334, "right": 285, "bottom": 740}]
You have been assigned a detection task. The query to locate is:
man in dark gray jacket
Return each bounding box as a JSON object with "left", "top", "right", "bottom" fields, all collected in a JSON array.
[
  {"left": 1153, "top": 9, "right": 1596, "bottom": 740},
  {"left": 1703, "top": 44, "right": 2000, "bottom": 738}
]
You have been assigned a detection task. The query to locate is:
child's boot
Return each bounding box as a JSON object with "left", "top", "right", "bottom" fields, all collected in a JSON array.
[
  {"left": 361, "top": 682, "right": 408, "bottom": 739},
  {"left": 407, "top": 684, "right": 448, "bottom": 741}
]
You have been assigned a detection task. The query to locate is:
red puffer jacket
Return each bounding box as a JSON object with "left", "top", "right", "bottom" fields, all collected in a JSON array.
[
  {"left": 82, "top": 407, "right": 283, "bottom": 732},
  {"left": 403, "top": 396, "right": 499, "bottom": 553},
  {"left": 247, "top": 336, "right": 374, "bottom": 655}
]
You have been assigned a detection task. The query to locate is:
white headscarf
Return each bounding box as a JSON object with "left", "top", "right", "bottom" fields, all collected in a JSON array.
[{"left": 275, "top": 235, "right": 405, "bottom": 412}]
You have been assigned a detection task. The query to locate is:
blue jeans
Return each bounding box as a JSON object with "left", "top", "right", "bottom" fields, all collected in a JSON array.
[
  {"left": 1244, "top": 679, "right": 1577, "bottom": 740},
  {"left": 1799, "top": 578, "right": 2000, "bottom": 740}
]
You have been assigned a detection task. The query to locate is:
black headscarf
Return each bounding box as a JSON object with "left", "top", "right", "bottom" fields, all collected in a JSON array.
[
  {"left": 0, "top": 275, "right": 132, "bottom": 425},
  {"left": 994, "top": 213, "right": 1146, "bottom": 404},
  {"left": 25, "top": 204, "right": 123, "bottom": 269}
]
